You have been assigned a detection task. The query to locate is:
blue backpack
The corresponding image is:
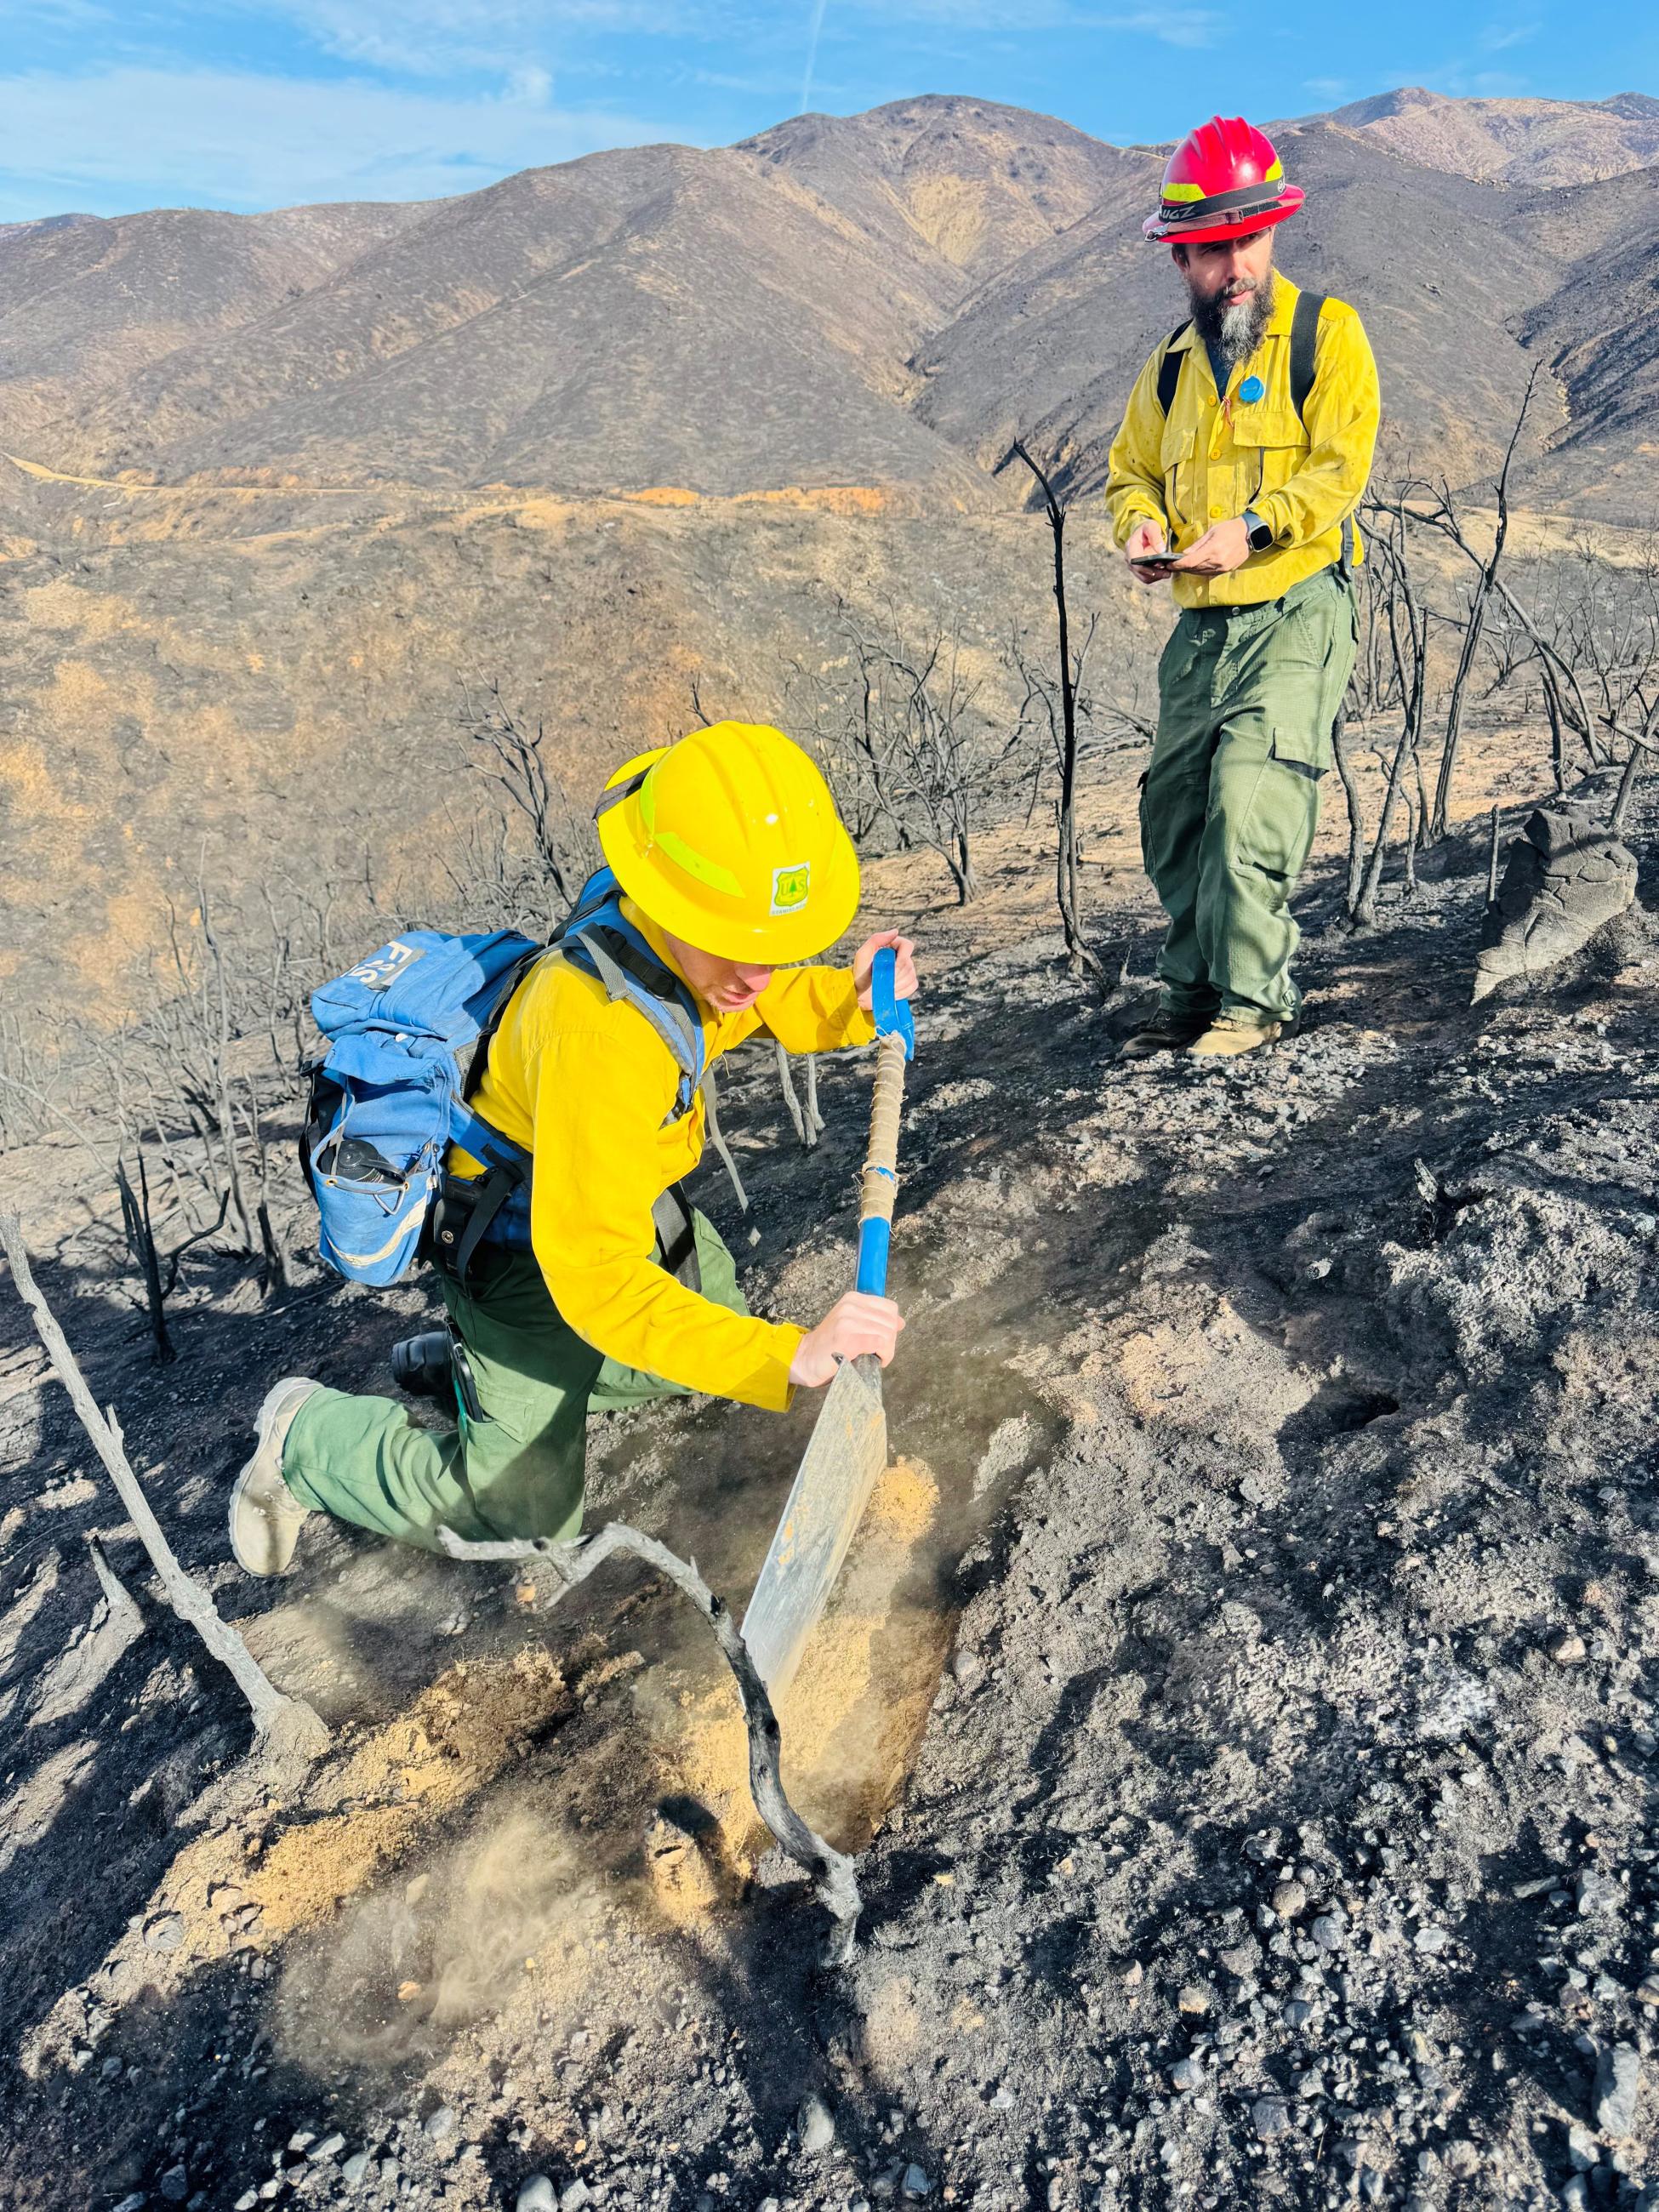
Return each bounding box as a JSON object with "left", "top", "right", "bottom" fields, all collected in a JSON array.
[{"left": 301, "top": 869, "right": 706, "bottom": 1287}]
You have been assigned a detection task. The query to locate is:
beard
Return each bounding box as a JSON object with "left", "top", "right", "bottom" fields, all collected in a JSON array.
[{"left": 1190, "top": 265, "right": 1276, "bottom": 377}]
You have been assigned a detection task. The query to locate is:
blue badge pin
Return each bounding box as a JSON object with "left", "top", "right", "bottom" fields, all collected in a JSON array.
[{"left": 1239, "top": 374, "right": 1265, "bottom": 405}]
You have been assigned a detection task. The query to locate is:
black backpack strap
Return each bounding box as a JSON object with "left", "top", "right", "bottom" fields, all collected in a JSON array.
[
  {"left": 449, "top": 1167, "right": 519, "bottom": 1283},
  {"left": 652, "top": 1181, "right": 701, "bottom": 1291},
  {"left": 593, "top": 765, "right": 650, "bottom": 821},
  {"left": 1289, "top": 290, "right": 1358, "bottom": 579},
  {"left": 1155, "top": 322, "right": 1190, "bottom": 416},
  {"left": 1290, "top": 291, "right": 1325, "bottom": 425}
]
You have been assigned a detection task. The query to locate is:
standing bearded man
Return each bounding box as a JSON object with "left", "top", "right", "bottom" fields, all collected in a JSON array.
[{"left": 1106, "top": 118, "right": 1380, "bottom": 1060}]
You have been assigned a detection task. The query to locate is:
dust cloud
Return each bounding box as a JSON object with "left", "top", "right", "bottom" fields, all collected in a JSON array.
[{"left": 271, "top": 1456, "right": 956, "bottom": 2073}]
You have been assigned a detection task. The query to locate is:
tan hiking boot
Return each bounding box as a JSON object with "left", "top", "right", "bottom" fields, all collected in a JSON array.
[
  {"left": 229, "top": 1377, "right": 321, "bottom": 1576},
  {"left": 1119, "top": 1012, "right": 1212, "bottom": 1062},
  {"left": 1188, "top": 1017, "right": 1283, "bottom": 1059}
]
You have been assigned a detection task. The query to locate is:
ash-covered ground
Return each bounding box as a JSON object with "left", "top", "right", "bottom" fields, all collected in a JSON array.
[{"left": 3, "top": 794, "right": 1657, "bottom": 2212}]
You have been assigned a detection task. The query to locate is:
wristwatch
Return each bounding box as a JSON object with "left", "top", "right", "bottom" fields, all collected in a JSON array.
[{"left": 1243, "top": 508, "right": 1274, "bottom": 554}]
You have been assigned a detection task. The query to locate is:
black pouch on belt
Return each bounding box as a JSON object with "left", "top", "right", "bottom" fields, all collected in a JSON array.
[{"left": 428, "top": 1172, "right": 703, "bottom": 1295}]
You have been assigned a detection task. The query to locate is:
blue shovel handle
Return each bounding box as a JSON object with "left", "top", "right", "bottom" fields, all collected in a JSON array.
[{"left": 854, "top": 947, "right": 912, "bottom": 1297}]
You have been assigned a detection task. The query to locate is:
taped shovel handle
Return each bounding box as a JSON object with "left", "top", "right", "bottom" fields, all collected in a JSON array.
[{"left": 855, "top": 948, "right": 910, "bottom": 1297}]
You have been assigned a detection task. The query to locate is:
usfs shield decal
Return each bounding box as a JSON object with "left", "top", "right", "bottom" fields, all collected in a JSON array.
[{"left": 771, "top": 862, "right": 811, "bottom": 915}]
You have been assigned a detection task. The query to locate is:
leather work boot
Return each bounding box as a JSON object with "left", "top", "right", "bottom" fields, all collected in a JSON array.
[
  {"left": 1118, "top": 1012, "right": 1212, "bottom": 1062},
  {"left": 229, "top": 1377, "right": 322, "bottom": 1576},
  {"left": 1188, "top": 1016, "right": 1284, "bottom": 1059}
]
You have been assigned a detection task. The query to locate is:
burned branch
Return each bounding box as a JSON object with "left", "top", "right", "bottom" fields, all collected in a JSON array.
[
  {"left": 457, "top": 678, "right": 596, "bottom": 920},
  {"left": 1, "top": 1212, "right": 329, "bottom": 1764},
  {"left": 1004, "top": 439, "right": 1103, "bottom": 975}
]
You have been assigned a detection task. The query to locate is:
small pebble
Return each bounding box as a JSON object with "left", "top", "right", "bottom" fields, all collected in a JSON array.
[
  {"left": 1311, "top": 1913, "right": 1346, "bottom": 1952},
  {"left": 158, "top": 2170, "right": 190, "bottom": 2205},
  {"left": 902, "top": 2168, "right": 931, "bottom": 2201},
  {"left": 145, "top": 1916, "right": 185, "bottom": 1955},
  {"left": 1414, "top": 1925, "right": 1448, "bottom": 1954},
  {"left": 309, "top": 2135, "right": 345, "bottom": 2163},
  {"left": 560, "top": 2183, "right": 591, "bottom": 2212},
  {"left": 1271, "top": 1879, "right": 1307, "bottom": 1918},
  {"left": 1170, "top": 2056, "right": 1203, "bottom": 2091},
  {"left": 516, "top": 2181, "right": 556, "bottom": 2212},
  {"left": 1252, "top": 2096, "right": 1291, "bottom": 2141},
  {"left": 340, "top": 2152, "right": 373, "bottom": 2189},
  {"left": 423, "top": 2107, "right": 455, "bottom": 2141},
  {"left": 798, "top": 2093, "right": 835, "bottom": 2155},
  {"left": 1177, "top": 1984, "right": 1210, "bottom": 2016},
  {"left": 1593, "top": 2044, "right": 1641, "bottom": 2138},
  {"left": 1549, "top": 1630, "right": 1588, "bottom": 1666}
]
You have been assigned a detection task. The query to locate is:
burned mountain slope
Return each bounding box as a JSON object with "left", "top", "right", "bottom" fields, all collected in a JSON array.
[
  {"left": 0, "top": 197, "right": 425, "bottom": 452},
  {"left": 740, "top": 97, "right": 1151, "bottom": 294},
  {"left": 49, "top": 142, "right": 984, "bottom": 497}
]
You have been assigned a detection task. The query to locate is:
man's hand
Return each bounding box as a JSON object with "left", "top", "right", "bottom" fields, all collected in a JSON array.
[
  {"left": 1173, "top": 516, "right": 1251, "bottom": 576},
  {"left": 790, "top": 1291, "right": 904, "bottom": 1388},
  {"left": 852, "top": 931, "right": 918, "bottom": 1010},
  {"left": 1125, "top": 518, "right": 1173, "bottom": 587}
]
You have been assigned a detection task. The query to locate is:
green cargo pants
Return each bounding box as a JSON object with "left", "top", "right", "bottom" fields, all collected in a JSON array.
[
  {"left": 281, "top": 1209, "right": 745, "bottom": 1554},
  {"left": 1141, "top": 565, "right": 1357, "bottom": 1026}
]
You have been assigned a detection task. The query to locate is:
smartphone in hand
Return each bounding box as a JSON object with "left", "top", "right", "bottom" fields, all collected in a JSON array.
[{"left": 1131, "top": 548, "right": 1183, "bottom": 571}]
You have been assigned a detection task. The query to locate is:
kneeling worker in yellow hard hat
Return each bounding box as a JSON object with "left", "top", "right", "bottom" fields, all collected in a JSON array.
[{"left": 231, "top": 721, "right": 914, "bottom": 1574}]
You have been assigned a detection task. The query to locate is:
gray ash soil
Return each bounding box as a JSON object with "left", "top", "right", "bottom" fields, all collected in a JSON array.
[{"left": 3, "top": 803, "right": 1658, "bottom": 2212}]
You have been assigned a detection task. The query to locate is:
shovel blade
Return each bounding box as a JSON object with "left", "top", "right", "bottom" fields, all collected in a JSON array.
[{"left": 741, "top": 1354, "right": 887, "bottom": 1698}]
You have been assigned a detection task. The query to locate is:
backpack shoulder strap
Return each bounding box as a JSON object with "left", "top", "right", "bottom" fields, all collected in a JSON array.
[
  {"left": 1287, "top": 290, "right": 1357, "bottom": 578},
  {"left": 565, "top": 901, "right": 707, "bottom": 1115},
  {"left": 1155, "top": 322, "right": 1190, "bottom": 417},
  {"left": 1290, "top": 291, "right": 1326, "bottom": 425}
]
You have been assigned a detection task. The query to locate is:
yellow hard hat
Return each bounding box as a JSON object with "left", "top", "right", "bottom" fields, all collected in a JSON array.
[{"left": 595, "top": 721, "right": 861, "bottom": 964}]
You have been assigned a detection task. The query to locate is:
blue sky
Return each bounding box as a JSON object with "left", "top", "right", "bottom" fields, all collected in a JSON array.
[{"left": 0, "top": 0, "right": 1653, "bottom": 220}]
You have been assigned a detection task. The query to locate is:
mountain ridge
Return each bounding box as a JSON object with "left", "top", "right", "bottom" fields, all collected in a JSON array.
[{"left": 3, "top": 87, "right": 1657, "bottom": 513}]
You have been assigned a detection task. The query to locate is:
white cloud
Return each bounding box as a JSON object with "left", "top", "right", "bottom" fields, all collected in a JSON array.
[
  {"left": 839, "top": 0, "right": 1217, "bottom": 34},
  {"left": 234, "top": 0, "right": 725, "bottom": 77},
  {"left": 1479, "top": 23, "right": 1538, "bottom": 53},
  {"left": 0, "top": 64, "right": 681, "bottom": 215}
]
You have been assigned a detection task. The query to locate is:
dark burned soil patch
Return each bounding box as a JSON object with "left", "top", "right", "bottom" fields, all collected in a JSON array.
[{"left": 3, "top": 812, "right": 1659, "bottom": 2212}]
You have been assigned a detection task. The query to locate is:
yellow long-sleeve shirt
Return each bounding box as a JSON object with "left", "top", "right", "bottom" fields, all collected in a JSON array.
[
  {"left": 453, "top": 899, "right": 874, "bottom": 1411},
  {"left": 1104, "top": 276, "right": 1381, "bottom": 610}
]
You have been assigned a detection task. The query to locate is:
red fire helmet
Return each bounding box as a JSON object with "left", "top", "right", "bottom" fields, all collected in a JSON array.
[{"left": 1143, "top": 116, "right": 1304, "bottom": 244}]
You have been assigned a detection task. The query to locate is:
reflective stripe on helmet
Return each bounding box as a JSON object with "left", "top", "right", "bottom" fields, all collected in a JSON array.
[{"left": 637, "top": 767, "right": 744, "bottom": 895}]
